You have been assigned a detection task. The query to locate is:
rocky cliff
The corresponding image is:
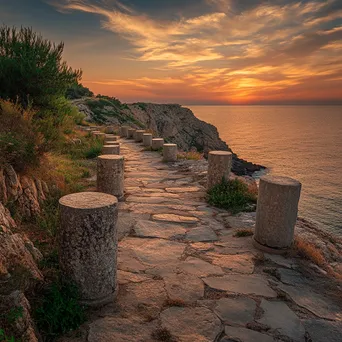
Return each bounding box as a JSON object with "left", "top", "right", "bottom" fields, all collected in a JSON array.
[
  {"left": 74, "top": 98, "right": 264, "bottom": 176},
  {"left": 0, "top": 165, "right": 48, "bottom": 341}
]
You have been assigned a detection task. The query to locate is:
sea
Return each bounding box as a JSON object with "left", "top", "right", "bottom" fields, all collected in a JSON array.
[{"left": 189, "top": 105, "right": 342, "bottom": 237}]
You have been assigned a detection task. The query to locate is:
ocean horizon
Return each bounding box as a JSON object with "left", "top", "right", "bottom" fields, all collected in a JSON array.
[{"left": 190, "top": 105, "right": 342, "bottom": 237}]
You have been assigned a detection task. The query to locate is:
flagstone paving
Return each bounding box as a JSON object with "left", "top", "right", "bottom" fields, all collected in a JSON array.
[{"left": 61, "top": 139, "right": 342, "bottom": 342}]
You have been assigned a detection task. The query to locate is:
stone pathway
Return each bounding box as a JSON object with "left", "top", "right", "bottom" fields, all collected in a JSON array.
[{"left": 64, "top": 139, "right": 342, "bottom": 342}]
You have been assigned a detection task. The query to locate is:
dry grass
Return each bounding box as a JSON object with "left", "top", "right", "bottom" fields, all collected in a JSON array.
[
  {"left": 151, "top": 328, "right": 175, "bottom": 342},
  {"left": 177, "top": 151, "right": 203, "bottom": 161},
  {"left": 294, "top": 237, "right": 326, "bottom": 267}
]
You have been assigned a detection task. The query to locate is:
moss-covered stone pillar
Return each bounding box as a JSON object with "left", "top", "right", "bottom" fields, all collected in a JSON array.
[
  {"left": 59, "top": 192, "right": 118, "bottom": 307},
  {"left": 207, "top": 151, "right": 232, "bottom": 189},
  {"left": 143, "top": 133, "right": 153, "bottom": 147},
  {"left": 253, "top": 175, "right": 301, "bottom": 254},
  {"left": 163, "top": 144, "right": 177, "bottom": 162},
  {"left": 102, "top": 144, "right": 120, "bottom": 155},
  {"left": 97, "top": 155, "right": 124, "bottom": 200}
]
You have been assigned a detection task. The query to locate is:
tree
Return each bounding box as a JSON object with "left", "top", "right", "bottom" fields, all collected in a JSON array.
[
  {"left": 0, "top": 26, "right": 84, "bottom": 150},
  {"left": 66, "top": 83, "right": 94, "bottom": 100},
  {"left": 0, "top": 25, "right": 82, "bottom": 109}
]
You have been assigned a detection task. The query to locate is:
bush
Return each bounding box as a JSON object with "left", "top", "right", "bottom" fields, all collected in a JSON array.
[
  {"left": 0, "top": 25, "right": 81, "bottom": 109},
  {"left": 207, "top": 178, "right": 257, "bottom": 214},
  {"left": 0, "top": 26, "right": 83, "bottom": 150},
  {"left": 66, "top": 83, "right": 93, "bottom": 100},
  {"left": 0, "top": 100, "right": 43, "bottom": 171},
  {"left": 34, "top": 280, "right": 86, "bottom": 341}
]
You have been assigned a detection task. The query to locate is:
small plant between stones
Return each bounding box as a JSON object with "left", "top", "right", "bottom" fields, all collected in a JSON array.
[
  {"left": 34, "top": 280, "right": 86, "bottom": 341},
  {"left": 207, "top": 178, "right": 257, "bottom": 214}
]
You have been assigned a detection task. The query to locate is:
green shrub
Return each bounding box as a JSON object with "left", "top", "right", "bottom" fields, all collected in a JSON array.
[
  {"left": 36, "top": 190, "right": 61, "bottom": 237},
  {"left": 0, "top": 329, "right": 17, "bottom": 342},
  {"left": 66, "top": 83, "right": 93, "bottom": 100},
  {"left": 207, "top": 178, "right": 257, "bottom": 214},
  {"left": 34, "top": 280, "right": 86, "bottom": 341},
  {"left": 0, "top": 25, "right": 81, "bottom": 110},
  {"left": 0, "top": 100, "right": 42, "bottom": 171}
]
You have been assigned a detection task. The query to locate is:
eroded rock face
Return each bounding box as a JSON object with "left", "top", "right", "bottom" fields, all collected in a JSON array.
[
  {"left": 0, "top": 202, "right": 42, "bottom": 281},
  {"left": 0, "top": 291, "right": 38, "bottom": 342},
  {"left": 0, "top": 203, "right": 41, "bottom": 342}
]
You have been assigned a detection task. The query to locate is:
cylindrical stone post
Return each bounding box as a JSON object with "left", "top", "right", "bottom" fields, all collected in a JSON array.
[
  {"left": 105, "top": 135, "right": 118, "bottom": 144},
  {"left": 163, "top": 144, "right": 177, "bottom": 162},
  {"left": 207, "top": 151, "right": 233, "bottom": 189},
  {"left": 135, "top": 130, "right": 145, "bottom": 142},
  {"left": 253, "top": 175, "right": 302, "bottom": 254},
  {"left": 59, "top": 192, "right": 118, "bottom": 307},
  {"left": 152, "top": 138, "right": 164, "bottom": 151},
  {"left": 94, "top": 132, "right": 106, "bottom": 140},
  {"left": 97, "top": 155, "right": 124, "bottom": 200},
  {"left": 105, "top": 126, "right": 115, "bottom": 134},
  {"left": 143, "top": 133, "right": 153, "bottom": 147},
  {"left": 128, "top": 128, "right": 136, "bottom": 139},
  {"left": 102, "top": 144, "right": 120, "bottom": 155},
  {"left": 119, "top": 126, "right": 129, "bottom": 137}
]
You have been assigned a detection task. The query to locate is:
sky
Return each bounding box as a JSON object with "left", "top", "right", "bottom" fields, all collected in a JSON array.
[{"left": 1, "top": 0, "right": 342, "bottom": 105}]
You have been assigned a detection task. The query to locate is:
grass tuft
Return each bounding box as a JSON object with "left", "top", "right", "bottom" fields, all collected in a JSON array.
[
  {"left": 234, "top": 229, "right": 254, "bottom": 237},
  {"left": 207, "top": 178, "right": 257, "bottom": 214},
  {"left": 294, "top": 237, "right": 326, "bottom": 267},
  {"left": 34, "top": 280, "right": 86, "bottom": 341},
  {"left": 177, "top": 151, "right": 203, "bottom": 161}
]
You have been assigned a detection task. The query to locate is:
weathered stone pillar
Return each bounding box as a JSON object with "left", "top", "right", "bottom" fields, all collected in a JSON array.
[
  {"left": 163, "top": 144, "right": 177, "bottom": 162},
  {"left": 207, "top": 151, "right": 233, "bottom": 189},
  {"left": 253, "top": 175, "right": 301, "bottom": 254},
  {"left": 59, "top": 192, "right": 118, "bottom": 307},
  {"left": 119, "top": 126, "right": 129, "bottom": 137},
  {"left": 128, "top": 128, "right": 136, "bottom": 139},
  {"left": 91, "top": 130, "right": 101, "bottom": 136},
  {"left": 135, "top": 130, "right": 145, "bottom": 142},
  {"left": 152, "top": 138, "right": 164, "bottom": 151},
  {"left": 94, "top": 132, "right": 106, "bottom": 140},
  {"left": 105, "top": 126, "right": 115, "bottom": 134},
  {"left": 105, "top": 136, "right": 119, "bottom": 144},
  {"left": 97, "top": 155, "right": 124, "bottom": 200},
  {"left": 143, "top": 133, "right": 153, "bottom": 147},
  {"left": 102, "top": 144, "right": 120, "bottom": 155}
]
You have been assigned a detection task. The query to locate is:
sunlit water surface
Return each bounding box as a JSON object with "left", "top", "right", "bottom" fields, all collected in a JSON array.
[{"left": 189, "top": 105, "right": 342, "bottom": 236}]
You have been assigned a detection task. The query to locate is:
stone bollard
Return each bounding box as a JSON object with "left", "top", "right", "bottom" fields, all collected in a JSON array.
[
  {"left": 135, "top": 130, "right": 145, "bottom": 143},
  {"left": 119, "top": 126, "right": 128, "bottom": 137},
  {"left": 105, "top": 135, "right": 118, "bottom": 144},
  {"left": 97, "top": 155, "right": 124, "bottom": 200},
  {"left": 105, "top": 126, "right": 115, "bottom": 134},
  {"left": 143, "top": 133, "right": 153, "bottom": 147},
  {"left": 128, "top": 128, "right": 136, "bottom": 139},
  {"left": 102, "top": 144, "right": 120, "bottom": 155},
  {"left": 163, "top": 144, "right": 177, "bottom": 162},
  {"left": 207, "top": 151, "right": 233, "bottom": 189},
  {"left": 253, "top": 175, "right": 302, "bottom": 254},
  {"left": 59, "top": 192, "right": 118, "bottom": 307},
  {"left": 152, "top": 138, "right": 164, "bottom": 151},
  {"left": 94, "top": 132, "right": 106, "bottom": 140}
]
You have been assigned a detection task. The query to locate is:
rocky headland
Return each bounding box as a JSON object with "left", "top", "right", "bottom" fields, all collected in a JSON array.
[{"left": 73, "top": 97, "right": 265, "bottom": 176}]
